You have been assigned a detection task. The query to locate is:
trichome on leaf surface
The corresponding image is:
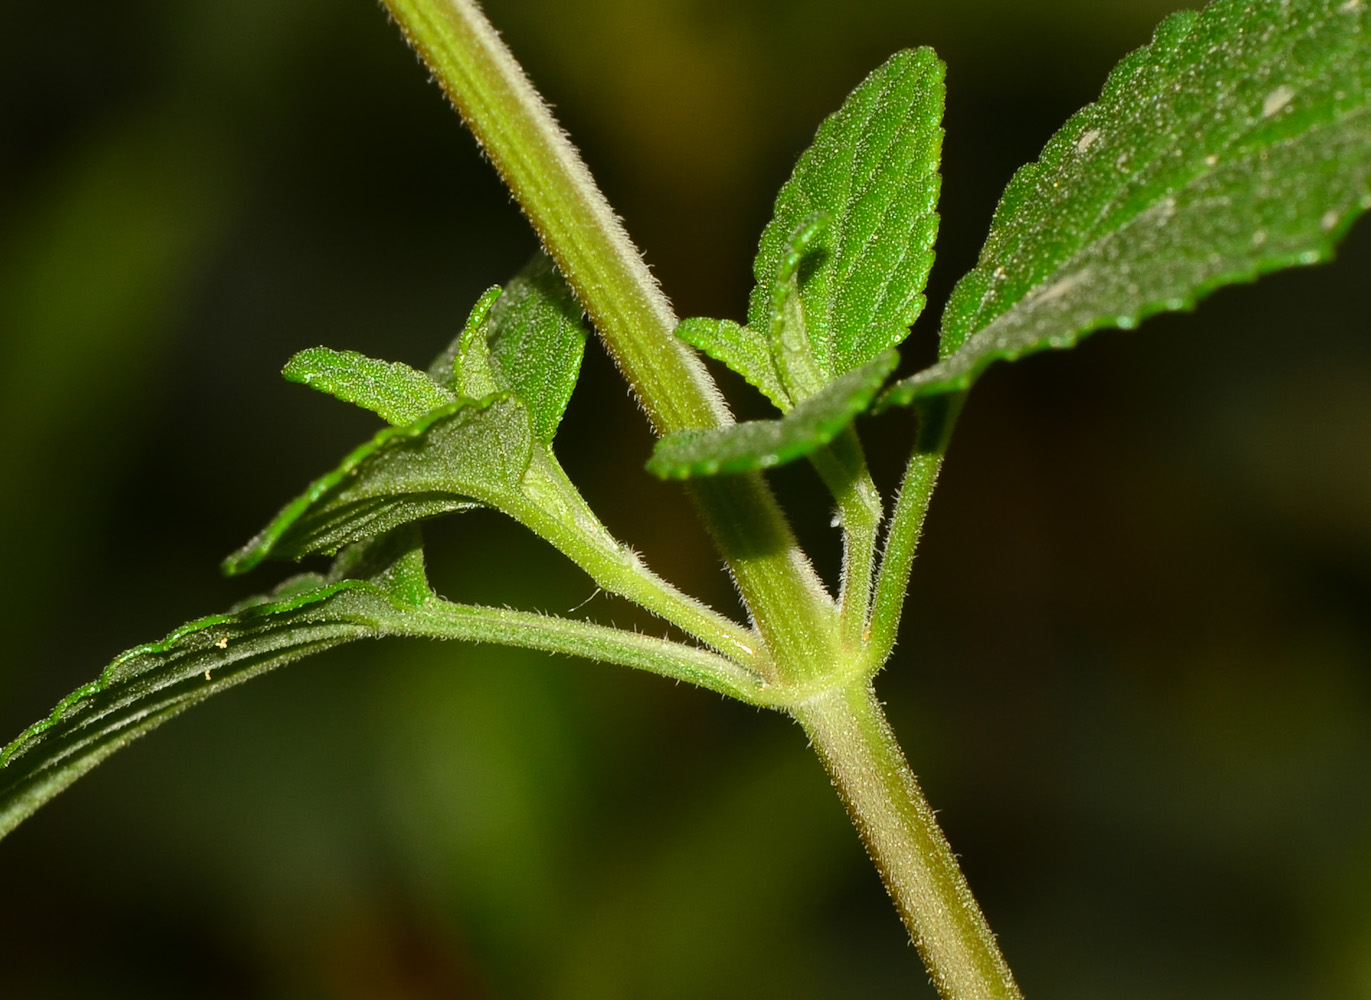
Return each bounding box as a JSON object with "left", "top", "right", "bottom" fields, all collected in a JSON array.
[{"left": 3, "top": 0, "right": 1368, "bottom": 997}]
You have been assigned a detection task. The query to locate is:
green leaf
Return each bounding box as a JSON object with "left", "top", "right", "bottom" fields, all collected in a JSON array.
[
  {"left": 427, "top": 285, "right": 503, "bottom": 389},
  {"left": 886, "top": 0, "right": 1371, "bottom": 408},
  {"left": 223, "top": 394, "right": 533, "bottom": 574},
  {"left": 675, "top": 316, "right": 788, "bottom": 410},
  {"left": 462, "top": 252, "right": 588, "bottom": 443},
  {"left": 2, "top": 526, "right": 769, "bottom": 840},
  {"left": 284, "top": 347, "right": 456, "bottom": 426},
  {"left": 0, "top": 531, "right": 432, "bottom": 841},
  {"left": 646, "top": 350, "right": 898, "bottom": 479},
  {"left": 747, "top": 48, "right": 944, "bottom": 382}
]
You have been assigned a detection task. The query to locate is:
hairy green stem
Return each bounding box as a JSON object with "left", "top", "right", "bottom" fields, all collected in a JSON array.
[
  {"left": 381, "top": 0, "right": 711, "bottom": 433},
  {"left": 409, "top": 597, "right": 766, "bottom": 701},
  {"left": 513, "top": 449, "right": 767, "bottom": 671},
  {"left": 380, "top": 0, "right": 838, "bottom": 680},
  {"left": 809, "top": 427, "right": 882, "bottom": 651},
  {"left": 868, "top": 450, "right": 943, "bottom": 665},
  {"left": 794, "top": 682, "right": 1023, "bottom": 1000}
]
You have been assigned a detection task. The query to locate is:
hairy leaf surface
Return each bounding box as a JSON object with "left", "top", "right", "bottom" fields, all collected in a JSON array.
[
  {"left": 646, "top": 350, "right": 898, "bottom": 479},
  {"left": 224, "top": 395, "right": 532, "bottom": 574},
  {"left": 748, "top": 48, "right": 944, "bottom": 382},
  {"left": 675, "top": 316, "right": 788, "bottom": 410},
  {"left": 284, "top": 347, "right": 456, "bottom": 425},
  {"left": 1, "top": 533, "right": 432, "bottom": 840},
  {"left": 886, "top": 0, "right": 1371, "bottom": 408}
]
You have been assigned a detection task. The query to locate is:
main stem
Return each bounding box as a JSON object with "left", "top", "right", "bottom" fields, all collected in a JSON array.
[
  {"left": 379, "top": 2, "right": 1021, "bottom": 996},
  {"left": 795, "top": 682, "right": 1023, "bottom": 1000},
  {"left": 381, "top": 0, "right": 837, "bottom": 680}
]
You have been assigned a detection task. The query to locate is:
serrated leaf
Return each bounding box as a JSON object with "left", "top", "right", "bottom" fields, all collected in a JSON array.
[
  {"left": 886, "top": 0, "right": 1371, "bottom": 408},
  {"left": 0, "top": 531, "right": 431, "bottom": 840},
  {"left": 224, "top": 394, "right": 532, "bottom": 574},
  {"left": 469, "top": 252, "right": 588, "bottom": 443},
  {"left": 675, "top": 316, "right": 789, "bottom": 410},
  {"left": 646, "top": 350, "right": 898, "bottom": 479},
  {"left": 747, "top": 47, "right": 944, "bottom": 382},
  {"left": 284, "top": 347, "right": 456, "bottom": 426}
]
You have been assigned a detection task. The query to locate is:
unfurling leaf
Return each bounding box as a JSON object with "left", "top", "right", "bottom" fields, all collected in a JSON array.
[
  {"left": 284, "top": 348, "right": 456, "bottom": 426},
  {"left": 748, "top": 48, "right": 944, "bottom": 384},
  {"left": 646, "top": 350, "right": 898, "bottom": 479},
  {"left": 223, "top": 394, "right": 533, "bottom": 574},
  {"left": 1, "top": 531, "right": 432, "bottom": 840},
  {"left": 885, "top": 0, "right": 1371, "bottom": 409}
]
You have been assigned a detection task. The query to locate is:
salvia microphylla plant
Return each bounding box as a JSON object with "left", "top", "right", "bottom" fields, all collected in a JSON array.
[{"left": 3, "top": 0, "right": 1369, "bottom": 996}]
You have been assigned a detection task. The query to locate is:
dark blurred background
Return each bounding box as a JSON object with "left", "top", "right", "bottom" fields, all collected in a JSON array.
[{"left": 2, "top": 0, "right": 1369, "bottom": 996}]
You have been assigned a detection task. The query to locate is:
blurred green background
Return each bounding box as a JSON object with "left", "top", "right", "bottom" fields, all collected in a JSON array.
[{"left": 2, "top": 0, "right": 1369, "bottom": 996}]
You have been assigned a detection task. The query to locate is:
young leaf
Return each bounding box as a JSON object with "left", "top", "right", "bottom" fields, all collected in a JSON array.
[
  {"left": 284, "top": 347, "right": 456, "bottom": 426},
  {"left": 886, "top": 0, "right": 1371, "bottom": 408},
  {"left": 747, "top": 48, "right": 944, "bottom": 381},
  {"left": 675, "top": 316, "right": 789, "bottom": 410},
  {"left": 471, "top": 251, "right": 588, "bottom": 443},
  {"left": 0, "top": 531, "right": 433, "bottom": 841},
  {"left": 427, "top": 285, "right": 503, "bottom": 388},
  {"left": 646, "top": 350, "right": 898, "bottom": 479},
  {"left": 223, "top": 394, "right": 533, "bottom": 574}
]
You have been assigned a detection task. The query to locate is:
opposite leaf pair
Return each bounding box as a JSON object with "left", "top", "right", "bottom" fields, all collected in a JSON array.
[
  {"left": 223, "top": 253, "right": 587, "bottom": 575},
  {"left": 652, "top": 47, "right": 945, "bottom": 480},
  {"left": 658, "top": 0, "right": 1371, "bottom": 479}
]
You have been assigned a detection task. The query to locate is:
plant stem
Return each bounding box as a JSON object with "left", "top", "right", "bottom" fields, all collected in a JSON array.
[
  {"left": 513, "top": 449, "right": 767, "bottom": 671},
  {"left": 380, "top": 0, "right": 839, "bottom": 680},
  {"left": 868, "top": 450, "right": 943, "bottom": 666},
  {"left": 381, "top": 0, "right": 711, "bottom": 433},
  {"left": 409, "top": 598, "right": 766, "bottom": 702},
  {"left": 809, "top": 428, "right": 882, "bottom": 651},
  {"left": 794, "top": 682, "right": 1023, "bottom": 1000}
]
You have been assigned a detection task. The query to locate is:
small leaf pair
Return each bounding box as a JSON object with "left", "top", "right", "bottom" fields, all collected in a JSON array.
[
  {"left": 652, "top": 48, "right": 946, "bottom": 479},
  {"left": 225, "top": 252, "right": 587, "bottom": 575}
]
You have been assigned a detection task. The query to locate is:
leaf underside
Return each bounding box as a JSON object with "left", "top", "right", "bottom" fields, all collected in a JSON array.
[
  {"left": 0, "top": 532, "right": 432, "bottom": 840},
  {"left": 646, "top": 350, "right": 898, "bottom": 479},
  {"left": 1, "top": 526, "right": 764, "bottom": 841},
  {"left": 886, "top": 0, "right": 1371, "bottom": 408},
  {"left": 748, "top": 47, "right": 944, "bottom": 382},
  {"left": 223, "top": 394, "right": 532, "bottom": 575}
]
